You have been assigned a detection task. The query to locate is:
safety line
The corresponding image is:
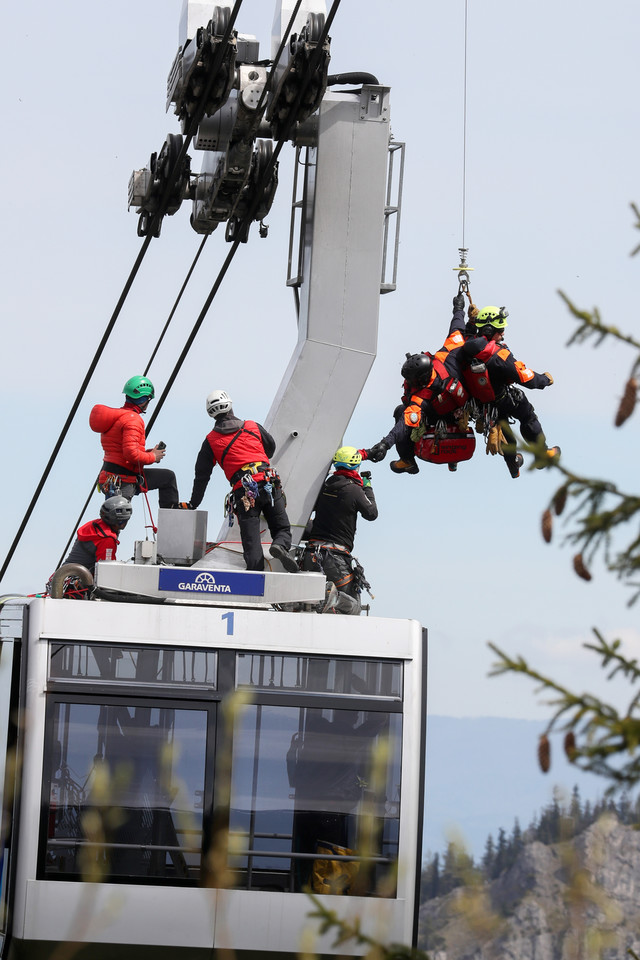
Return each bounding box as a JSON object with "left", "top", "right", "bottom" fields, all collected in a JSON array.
[{"left": 461, "top": 0, "right": 469, "bottom": 250}]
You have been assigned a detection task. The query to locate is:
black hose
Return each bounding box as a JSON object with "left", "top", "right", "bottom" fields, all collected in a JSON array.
[{"left": 327, "top": 72, "right": 380, "bottom": 86}]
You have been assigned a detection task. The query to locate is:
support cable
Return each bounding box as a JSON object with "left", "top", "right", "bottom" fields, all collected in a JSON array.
[
  {"left": 455, "top": 0, "right": 473, "bottom": 296},
  {"left": 54, "top": 0, "right": 311, "bottom": 568},
  {"left": 0, "top": 2, "right": 245, "bottom": 585},
  {"left": 461, "top": 0, "right": 469, "bottom": 252},
  {"left": 146, "top": 0, "right": 343, "bottom": 434}
]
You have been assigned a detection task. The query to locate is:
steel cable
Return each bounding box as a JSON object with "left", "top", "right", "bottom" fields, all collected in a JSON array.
[{"left": 0, "top": 1, "right": 245, "bottom": 584}]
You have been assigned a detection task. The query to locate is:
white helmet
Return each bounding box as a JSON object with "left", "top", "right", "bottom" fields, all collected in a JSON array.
[{"left": 206, "top": 389, "right": 233, "bottom": 418}]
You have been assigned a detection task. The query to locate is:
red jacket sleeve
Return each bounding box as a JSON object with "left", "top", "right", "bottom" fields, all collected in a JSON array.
[{"left": 121, "top": 413, "right": 155, "bottom": 468}]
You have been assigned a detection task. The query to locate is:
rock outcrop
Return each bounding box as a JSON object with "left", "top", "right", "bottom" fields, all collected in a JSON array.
[{"left": 419, "top": 815, "right": 640, "bottom": 959}]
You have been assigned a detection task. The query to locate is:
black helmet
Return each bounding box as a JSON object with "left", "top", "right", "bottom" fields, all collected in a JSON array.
[
  {"left": 100, "top": 495, "right": 133, "bottom": 528},
  {"left": 401, "top": 352, "right": 433, "bottom": 385}
]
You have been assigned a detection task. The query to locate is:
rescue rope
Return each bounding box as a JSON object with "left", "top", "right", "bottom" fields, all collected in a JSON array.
[
  {"left": 461, "top": 0, "right": 469, "bottom": 252},
  {"left": 454, "top": 0, "right": 473, "bottom": 304}
]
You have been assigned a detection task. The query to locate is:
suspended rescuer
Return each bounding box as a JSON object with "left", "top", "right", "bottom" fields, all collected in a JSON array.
[
  {"left": 183, "top": 390, "right": 298, "bottom": 573},
  {"left": 364, "top": 294, "right": 471, "bottom": 474},
  {"left": 460, "top": 305, "right": 560, "bottom": 478},
  {"left": 89, "top": 376, "right": 180, "bottom": 507},
  {"left": 300, "top": 446, "right": 377, "bottom": 614}
]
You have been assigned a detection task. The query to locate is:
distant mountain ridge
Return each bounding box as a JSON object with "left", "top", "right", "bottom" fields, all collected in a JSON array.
[
  {"left": 418, "top": 815, "right": 640, "bottom": 959},
  {"left": 424, "top": 716, "right": 607, "bottom": 859}
]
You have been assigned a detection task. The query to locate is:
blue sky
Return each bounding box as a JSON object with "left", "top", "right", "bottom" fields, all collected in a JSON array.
[{"left": 1, "top": 0, "right": 639, "bottom": 746}]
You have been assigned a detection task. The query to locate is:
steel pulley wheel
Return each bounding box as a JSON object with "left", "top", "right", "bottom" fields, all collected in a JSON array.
[
  {"left": 211, "top": 5, "right": 230, "bottom": 38},
  {"left": 306, "top": 13, "right": 325, "bottom": 44}
]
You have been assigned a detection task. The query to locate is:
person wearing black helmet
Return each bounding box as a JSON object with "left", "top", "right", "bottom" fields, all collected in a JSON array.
[
  {"left": 89, "top": 375, "right": 180, "bottom": 507},
  {"left": 365, "top": 296, "right": 472, "bottom": 474},
  {"left": 365, "top": 350, "right": 455, "bottom": 475},
  {"left": 61, "top": 496, "right": 133, "bottom": 576}
]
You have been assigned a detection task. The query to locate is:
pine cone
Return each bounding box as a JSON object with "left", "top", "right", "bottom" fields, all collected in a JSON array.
[
  {"left": 573, "top": 553, "right": 592, "bottom": 581},
  {"left": 553, "top": 485, "right": 568, "bottom": 516},
  {"left": 541, "top": 509, "right": 553, "bottom": 543},
  {"left": 614, "top": 377, "right": 637, "bottom": 427},
  {"left": 564, "top": 731, "right": 577, "bottom": 762},
  {"left": 538, "top": 734, "right": 551, "bottom": 773}
]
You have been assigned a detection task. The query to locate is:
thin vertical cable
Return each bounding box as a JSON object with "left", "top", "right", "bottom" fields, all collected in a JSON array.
[{"left": 461, "top": 0, "right": 469, "bottom": 250}]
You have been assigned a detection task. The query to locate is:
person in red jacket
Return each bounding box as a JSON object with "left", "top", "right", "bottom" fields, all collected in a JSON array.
[
  {"left": 46, "top": 496, "right": 133, "bottom": 598},
  {"left": 186, "top": 389, "right": 298, "bottom": 572},
  {"left": 63, "top": 495, "right": 133, "bottom": 575},
  {"left": 89, "top": 375, "right": 179, "bottom": 508}
]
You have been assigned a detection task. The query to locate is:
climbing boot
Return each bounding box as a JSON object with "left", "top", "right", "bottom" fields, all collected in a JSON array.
[
  {"left": 390, "top": 458, "right": 419, "bottom": 475},
  {"left": 506, "top": 453, "right": 524, "bottom": 479},
  {"left": 321, "top": 582, "right": 340, "bottom": 614},
  {"left": 269, "top": 543, "right": 299, "bottom": 573},
  {"left": 535, "top": 445, "right": 561, "bottom": 469}
]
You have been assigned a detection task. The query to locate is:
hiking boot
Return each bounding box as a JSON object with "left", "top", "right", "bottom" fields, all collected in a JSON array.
[
  {"left": 535, "top": 445, "right": 561, "bottom": 469},
  {"left": 269, "top": 543, "right": 299, "bottom": 573},
  {"left": 321, "top": 582, "right": 339, "bottom": 614},
  {"left": 390, "top": 458, "right": 419, "bottom": 475},
  {"left": 506, "top": 453, "right": 524, "bottom": 479}
]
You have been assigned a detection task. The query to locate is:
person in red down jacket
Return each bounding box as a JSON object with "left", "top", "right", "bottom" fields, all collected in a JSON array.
[{"left": 89, "top": 375, "right": 179, "bottom": 508}]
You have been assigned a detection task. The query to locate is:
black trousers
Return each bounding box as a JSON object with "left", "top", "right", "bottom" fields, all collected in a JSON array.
[
  {"left": 119, "top": 468, "right": 179, "bottom": 509},
  {"left": 496, "top": 387, "right": 545, "bottom": 445},
  {"left": 234, "top": 483, "right": 292, "bottom": 571},
  {"left": 301, "top": 546, "right": 361, "bottom": 615}
]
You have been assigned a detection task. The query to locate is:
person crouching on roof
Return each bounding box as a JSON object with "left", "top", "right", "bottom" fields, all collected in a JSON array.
[
  {"left": 184, "top": 390, "right": 298, "bottom": 573},
  {"left": 89, "top": 375, "right": 179, "bottom": 507},
  {"left": 63, "top": 495, "right": 132, "bottom": 575},
  {"left": 46, "top": 495, "right": 133, "bottom": 598}
]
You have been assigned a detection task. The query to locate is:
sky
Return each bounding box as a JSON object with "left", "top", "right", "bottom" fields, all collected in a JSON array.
[{"left": 1, "top": 0, "right": 640, "bottom": 765}]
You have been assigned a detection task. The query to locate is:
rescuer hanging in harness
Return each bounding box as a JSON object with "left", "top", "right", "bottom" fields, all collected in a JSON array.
[
  {"left": 460, "top": 305, "right": 560, "bottom": 478},
  {"left": 184, "top": 389, "right": 298, "bottom": 573},
  {"left": 362, "top": 295, "right": 472, "bottom": 474},
  {"left": 299, "top": 446, "right": 377, "bottom": 615},
  {"left": 89, "top": 376, "right": 180, "bottom": 507}
]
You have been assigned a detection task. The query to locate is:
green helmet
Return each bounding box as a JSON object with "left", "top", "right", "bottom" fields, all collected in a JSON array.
[
  {"left": 333, "top": 446, "right": 362, "bottom": 470},
  {"left": 123, "top": 375, "right": 155, "bottom": 401},
  {"left": 476, "top": 306, "right": 509, "bottom": 330}
]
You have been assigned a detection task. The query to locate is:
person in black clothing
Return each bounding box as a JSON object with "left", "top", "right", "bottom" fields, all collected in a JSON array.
[
  {"left": 460, "top": 306, "right": 560, "bottom": 478},
  {"left": 184, "top": 389, "right": 297, "bottom": 572},
  {"left": 300, "top": 446, "right": 378, "bottom": 614}
]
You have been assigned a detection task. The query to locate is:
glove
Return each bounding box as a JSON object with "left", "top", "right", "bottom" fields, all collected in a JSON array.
[
  {"left": 486, "top": 425, "right": 505, "bottom": 456},
  {"left": 176, "top": 501, "right": 194, "bottom": 510},
  {"left": 365, "top": 441, "right": 388, "bottom": 462},
  {"left": 361, "top": 471, "right": 372, "bottom": 488},
  {"left": 544, "top": 372, "right": 554, "bottom": 386},
  {"left": 453, "top": 294, "right": 465, "bottom": 311},
  {"left": 404, "top": 404, "right": 422, "bottom": 427},
  {"left": 468, "top": 303, "right": 479, "bottom": 320}
]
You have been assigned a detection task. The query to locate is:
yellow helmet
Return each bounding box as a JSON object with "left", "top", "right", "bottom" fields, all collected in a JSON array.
[
  {"left": 333, "top": 446, "right": 362, "bottom": 469},
  {"left": 476, "top": 306, "right": 509, "bottom": 330}
]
